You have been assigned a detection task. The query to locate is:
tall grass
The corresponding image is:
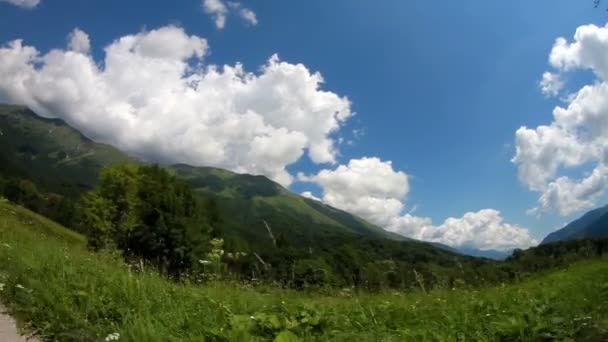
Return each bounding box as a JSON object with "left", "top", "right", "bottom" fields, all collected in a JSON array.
[{"left": 1, "top": 201, "right": 608, "bottom": 341}]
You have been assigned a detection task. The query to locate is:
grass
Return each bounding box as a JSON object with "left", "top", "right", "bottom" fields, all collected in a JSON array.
[{"left": 1, "top": 201, "right": 608, "bottom": 341}]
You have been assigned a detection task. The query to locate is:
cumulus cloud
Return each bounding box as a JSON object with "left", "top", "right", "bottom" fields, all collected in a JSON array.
[
  {"left": 238, "top": 8, "right": 258, "bottom": 26},
  {"left": 514, "top": 23, "right": 608, "bottom": 216},
  {"left": 302, "top": 157, "right": 537, "bottom": 250},
  {"left": 0, "top": 0, "right": 39, "bottom": 8},
  {"left": 203, "top": 0, "right": 228, "bottom": 29},
  {"left": 0, "top": 26, "right": 352, "bottom": 186},
  {"left": 67, "top": 29, "right": 91, "bottom": 54},
  {"left": 203, "top": 0, "right": 258, "bottom": 29},
  {"left": 539, "top": 72, "right": 563, "bottom": 97}
]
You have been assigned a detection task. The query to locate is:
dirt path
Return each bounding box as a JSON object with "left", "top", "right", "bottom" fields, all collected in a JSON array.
[{"left": 0, "top": 306, "right": 38, "bottom": 342}]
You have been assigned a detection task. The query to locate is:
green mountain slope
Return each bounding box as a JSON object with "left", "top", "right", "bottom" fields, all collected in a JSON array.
[
  {"left": 542, "top": 204, "right": 608, "bottom": 244},
  {"left": 0, "top": 105, "right": 134, "bottom": 197},
  {"left": 172, "top": 164, "right": 406, "bottom": 246},
  {"left": 0, "top": 104, "right": 405, "bottom": 247}
]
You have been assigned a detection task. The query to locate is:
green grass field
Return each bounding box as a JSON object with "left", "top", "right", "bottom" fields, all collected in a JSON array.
[{"left": 1, "top": 200, "right": 608, "bottom": 341}]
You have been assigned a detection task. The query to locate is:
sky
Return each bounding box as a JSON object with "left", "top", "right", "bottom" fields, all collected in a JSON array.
[{"left": 1, "top": 0, "right": 607, "bottom": 251}]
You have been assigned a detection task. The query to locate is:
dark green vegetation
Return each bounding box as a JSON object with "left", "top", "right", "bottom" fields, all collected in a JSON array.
[
  {"left": 81, "top": 164, "right": 489, "bottom": 290},
  {"left": 82, "top": 164, "right": 213, "bottom": 277},
  {"left": 1, "top": 201, "right": 608, "bottom": 341},
  {"left": 542, "top": 204, "right": 608, "bottom": 244}
]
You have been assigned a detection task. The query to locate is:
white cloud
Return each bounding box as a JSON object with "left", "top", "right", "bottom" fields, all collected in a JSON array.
[
  {"left": 203, "top": 0, "right": 228, "bottom": 29},
  {"left": 203, "top": 0, "right": 258, "bottom": 29},
  {"left": 67, "top": 29, "right": 90, "bottom": 54},
  {"left": 539, "top": 72, "right": 563, "bottom": 97},
  {"left": 0, "top": 0, "right": 39, "bottom": 8},
  {"left": 0, "top": 26, "right": 352, "bottom": 186},
  {"left": 238, "top": 8, "right": 258, "bottom": 26},
  {"left": 302, "top": 157, "right": 537, "bottom": 250},
  {"left": 301, "top": 191, "right": 321, "bottom": 201},
  {"left": 514, "top": 23, "right": 608, "bottom": 216}
]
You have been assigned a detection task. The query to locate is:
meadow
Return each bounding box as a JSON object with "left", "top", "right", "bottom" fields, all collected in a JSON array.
[{"left": 0, "top": 200, "right": 607, "bottom": 341}]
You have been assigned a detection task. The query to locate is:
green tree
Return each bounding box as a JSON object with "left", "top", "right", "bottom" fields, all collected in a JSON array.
[
  {"left": 81, "top": 164, "right": 212, "bottom": 276},
  {"left": 3, "top": 179, "right": 42, "bottom": 211}
]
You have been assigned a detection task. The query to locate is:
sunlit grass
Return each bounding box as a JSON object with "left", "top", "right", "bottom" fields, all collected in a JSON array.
[{"left": 1, "top": 201, "right": 607, "bottom": 341}]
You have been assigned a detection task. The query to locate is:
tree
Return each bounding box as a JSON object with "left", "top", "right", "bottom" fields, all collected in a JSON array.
[
  {"left": 3, "top": 179, "right": 42, "bottom": 211},
  {"left": 81, "top": 164, "right": 213, "bottom": 276}
]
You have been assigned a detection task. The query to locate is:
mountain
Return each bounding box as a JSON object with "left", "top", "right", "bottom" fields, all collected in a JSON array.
[
  {"left": 0, "top": 104, "right": 415, "bottom": 250},
  {"left": 0, "top": 105, "right": 134, "bottom": 197},
  {"left": 542, "top": 204, "right": 608, "bottom": 244},
  {"left": 456, "top": 247, "right": 512, "bottom": 260},
  {"left": 171, "top": 164, "right": 409, "bottom": 248}
]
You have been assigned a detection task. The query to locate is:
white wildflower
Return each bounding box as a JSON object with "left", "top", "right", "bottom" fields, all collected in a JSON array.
[
  {"left": 15, "top": 284, "right": 25, "bottom": 289},
  {"left": 105, "top": 332, "right": 120, "bottom": 341},
  {"left": 198, "top": 260, "right": 212, "bottom": 265},
  {"left": 0, "top": 283, "right": 4, "bottom": 291}
]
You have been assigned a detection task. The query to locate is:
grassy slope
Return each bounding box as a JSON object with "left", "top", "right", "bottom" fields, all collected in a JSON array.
[
  {"left": 0, "top": 105, "right": 134, "bottom": 197},
  {"left": 171, "top": 164, "right": 403, "bottom": 243},
  {"left": 1, "top": 201, "right": 608, "bottom": 341}
]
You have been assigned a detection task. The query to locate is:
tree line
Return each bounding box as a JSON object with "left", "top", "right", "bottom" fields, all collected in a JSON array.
[{"left": 2, "top": 164, "right": 608, "bottom": 291}]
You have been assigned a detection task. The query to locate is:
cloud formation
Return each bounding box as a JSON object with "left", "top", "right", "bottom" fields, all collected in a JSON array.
[
  {"left": 0, "top": 26, "right": 352, "bottom": 186},
  {"left": 202, "top": 0, "right": 258, "bottom": 29},
  {"left": 539, "top": 72, "right": 563, "bottom": 97},
  {"left": 514, "top": 23, "right": 608, "bottom": 216},
  {"left": 301, "top": 157, "right": 537, "bottom": 251},
  {"left": 0, "top": 0, "right": 39, "bottom": 8}
]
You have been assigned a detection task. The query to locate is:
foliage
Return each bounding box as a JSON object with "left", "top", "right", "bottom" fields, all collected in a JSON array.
[
  {"left": 0, "top": 176, "right": 78, "bottom": 229},
  {"left": 1, "top": 201, "right": 608, "bottom": 341},
  {"left": 81, "top": 164, "right": 212, "bottom": 276}
]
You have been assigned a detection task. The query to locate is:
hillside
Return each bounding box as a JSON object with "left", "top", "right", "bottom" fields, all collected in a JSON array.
[
  {"left": 0, "top": 105, "right": 134, "bottom": 198},
  {"left": 1, "top": 200, "right": 607, "bottom": 341},
  {"left": 172, "top": 164, "right": 408, "bottom": 247},
  {"left": 0, "top": 105, "right": 400, "bottom": 240},
  {"left": 542, "top": 204, "right": 608, "bottom": 244},
  {"left": 0, "top": 105, "right": 468, "bottom": 260}
]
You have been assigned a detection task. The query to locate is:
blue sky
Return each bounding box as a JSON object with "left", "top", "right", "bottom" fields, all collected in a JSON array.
[{"left": 1, "top": 0, "right": 607, "bottom": 249}]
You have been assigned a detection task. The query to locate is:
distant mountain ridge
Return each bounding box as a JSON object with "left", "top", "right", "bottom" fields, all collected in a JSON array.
[
  {"left": 542, "top": 204, "right": 608, "bottom": 244},
  {"left": 456, "top": 247, "right": 512, "bottom": 260}
]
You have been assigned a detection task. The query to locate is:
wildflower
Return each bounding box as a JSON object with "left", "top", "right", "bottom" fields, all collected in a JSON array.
[
  {"left": 0, "top": 283, "right": 4, "bottom": 291},
  {"left": 250, "top": 316, "right": 256, "bottom": 320},
  {"left": 105, "top": 332, "right": 120, "bottom": 341},
  {"left": 15, "top": 284, "right": 25, "bottom": 290},
  {"left": 198, "top": 260, "right": 212, "bottom": 265}
]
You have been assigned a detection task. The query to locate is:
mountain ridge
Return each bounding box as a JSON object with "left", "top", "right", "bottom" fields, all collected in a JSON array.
[{"left": 542, "top": 204, "right": 608, "bottom": 244}]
